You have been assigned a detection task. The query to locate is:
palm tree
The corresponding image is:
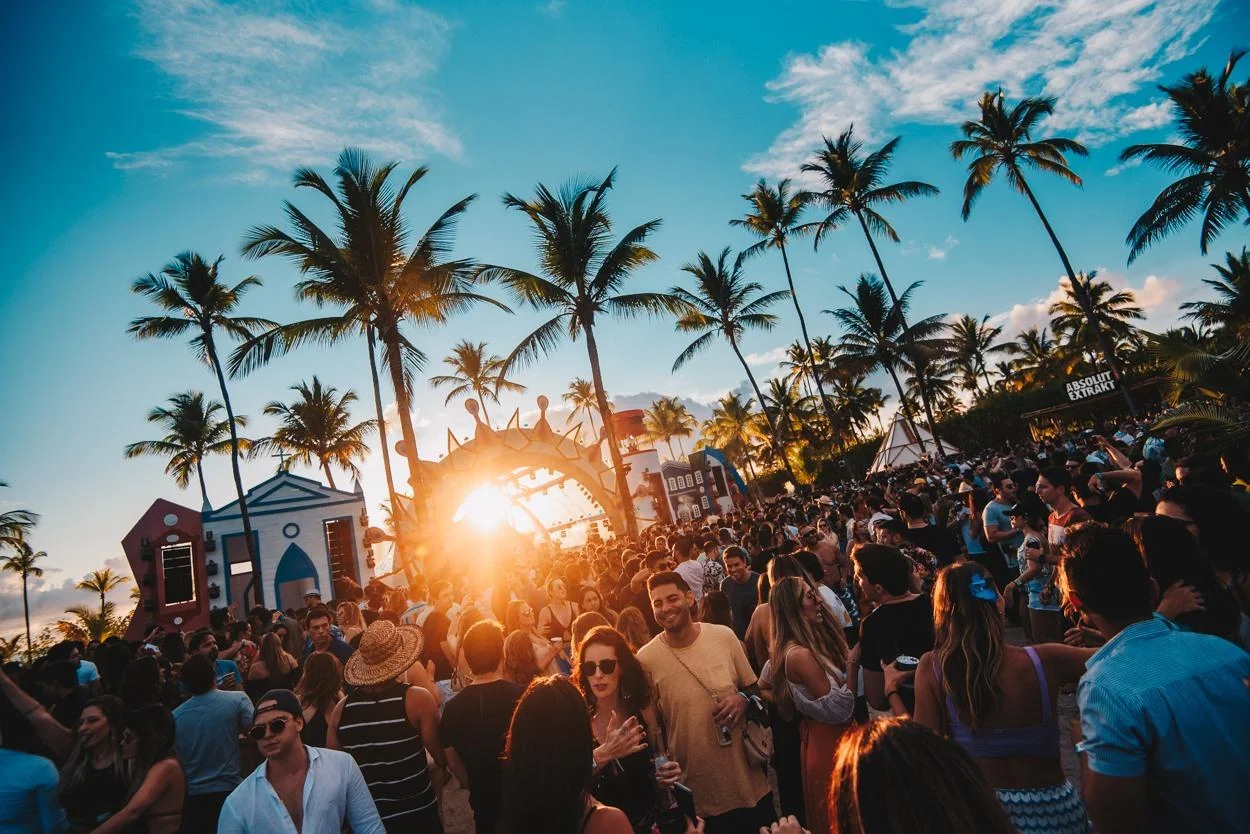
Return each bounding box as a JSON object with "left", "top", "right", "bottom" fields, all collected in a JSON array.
[
  {"left": 947, "top": 314, "right": 1008, "bottom": 393},
  {"left": 236, "top": 149, "right": 505, "bottom": 566},
  {"left": 1182, "top": 248, "right": 1250, "bottom": 340},
  {"left": 481, "top": 170, "right": 674, "bottom": 538},
  {"left": 731, "top": 179, "right": 836, "bottom": 426},
  {"left": 124, "top": 392, "right": 247, "bottom": 507},
  {"left": 643, "top": 397, "right": 697, "bottom": 459},
  {"left": 702, "top": 392, "right": 763, "bottom": 480},
  {"left": 781, "top": 341, "right": 815, "bottom": 399},
  {"left": 56, "top": 603, "right": 124, "bottom": 644},
  {"left": 1049, "top": 271, "right": 1143, "bottom": 383},
  {"left": 669, "top": 247, "right": 797, "bottom": 482},
  {"left": 0, "top": 636, "right": 23, "bottom": 664},
  {"left": 826, "top": 275, "right": 944, "bottom": 454},
  {"left": 1005, "top": 327, "right": 1075, "bottom": 389},
  {"left": 430, "top": 340, "right": 526, "bottom": 425},
  {"left": 0, "top": 505, "right": 37, "bottom": 554},
  {"left": 949, "top": 92, "right": 1141, "bottom": 416},
  {"left": 255, "top": 377, "right": 375, "bottom": 490},
  {"left": 1121, "top": 50, "right": 1249, "bottom": 261},
  {"left": 76, "top": 568, "right": 129, "bottom": 625},
  {"left": 563, "top": 378, "right": 600, "bottom": 436},
  {"left": 128, "top": 253, "right": 273, "bottom": 601},
  {"left": 2, "top": 543, "right": 46, "bottom": 662},
  {"left": 762, "top": 377, "right": 809, "bottom": 448},
  {"left": 800, "top": 127, "right": 945, "bottom": 452}
]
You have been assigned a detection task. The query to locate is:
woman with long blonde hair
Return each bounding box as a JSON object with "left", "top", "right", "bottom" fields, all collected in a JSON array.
[
  {"left": 910, "top": 562, "right": 1092, "bottom": 834},
  {"left": 766, "top": 576, "right": 853, "bottom": 834},
  {"left": 246, "top": 631, "right": 298, "bottom": 701},
  {"left": 295, "top": 652, "right": 344, "bottom": 748},
  {"left": 336, "top": 601, "right": 365, "bottom": 643}
]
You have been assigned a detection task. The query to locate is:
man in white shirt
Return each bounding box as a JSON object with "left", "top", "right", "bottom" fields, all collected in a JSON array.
[
  {"left": 671, "top": 535, "right": 706, "bottom": 603},
  {"left": 218, "top": 689, "right": 383, "bottom": 834}
]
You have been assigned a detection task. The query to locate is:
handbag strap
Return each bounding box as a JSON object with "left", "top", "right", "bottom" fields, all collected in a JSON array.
[{"left": 660, "top": 634, "right": 721, "bottom": 706}]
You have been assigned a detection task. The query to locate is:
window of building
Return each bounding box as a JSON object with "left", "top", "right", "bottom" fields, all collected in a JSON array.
[
  {"left": 668, "top": 477, "right": 678, "bottom": 491},
  {"left": 695, "top": 471, "right": 704, "bottom": 484},
  {"left": 323, "top": 518, "right": 359, "bottom": 586},
  {"left": 701, "top": 495, "right": 710, "bottom": 510},
  {"left": 682, "top": 475, "right": 692, "bottom": 489},
  {"left": 691, "top": 505, "right": 701, "bottom": 517},
  {"left": 161, "top": 543, "right": 195, "bottom": 605}
]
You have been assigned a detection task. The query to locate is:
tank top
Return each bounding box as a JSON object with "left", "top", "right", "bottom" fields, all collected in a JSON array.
[
  {"left": 336, "top": 682, "right": 439, "bottom": 830},
  {"left": 936, "top": 646, "right": 1059, "bottom": 759},
  {"left": 783, "top": 646, "right": 856, "bottom": 726},
  {"left": 62, "top": 761, "right": 128, "bottom": 829}
]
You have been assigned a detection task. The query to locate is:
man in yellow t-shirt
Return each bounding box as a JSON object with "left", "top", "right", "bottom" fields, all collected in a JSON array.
[{"left": 637, "top": 571, "right": 774, "bottom": 833}]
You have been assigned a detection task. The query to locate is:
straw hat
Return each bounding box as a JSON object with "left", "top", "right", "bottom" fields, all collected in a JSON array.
[{"left": 343, "top": 620, "right": 424, "bottom": 687}]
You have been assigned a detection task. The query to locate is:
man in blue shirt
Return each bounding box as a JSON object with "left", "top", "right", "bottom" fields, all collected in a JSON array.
[
  {"left": 174, "top": 654, "right": 255, "bottom": 834},
  {"left": 0, "top": 735, "right": 67, "bottom": 833},
  {"left": 188, "top": 630, "right": 243, "bottom": 691},
  {"left": 1062, "top": 523, "right": 1250, "bottom": 834},
  {"left": 303, "top": 606, "right": 354, "bottom": 666}
]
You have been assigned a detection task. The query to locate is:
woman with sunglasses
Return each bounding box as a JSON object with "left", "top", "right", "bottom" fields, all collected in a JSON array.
[
  {"left": 764, "top": 576, "right": 853, "bottom": 834},
  {"left": 574, "top": 626, "right": 681, "bottom": 834},
  {"left": 91, "top": 704, "right": 185, "bottom": 834},
  {"left": 908, "top": 563, "right": 1093, "bottom": 834}
]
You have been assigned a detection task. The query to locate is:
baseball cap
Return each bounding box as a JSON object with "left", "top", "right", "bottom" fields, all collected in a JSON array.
[{"left": 255, "top": 688, "right": 302, "bottom": 719}]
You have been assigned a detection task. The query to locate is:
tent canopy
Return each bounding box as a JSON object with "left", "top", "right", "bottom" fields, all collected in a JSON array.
[{"left": 868, "top": 412, "right": 959, "bottom": 473}]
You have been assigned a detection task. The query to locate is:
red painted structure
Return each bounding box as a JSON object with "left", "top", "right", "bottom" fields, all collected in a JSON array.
[
  {"left": 612, "top": 409, "right": 646, "bottom": 439},
  {"left": 122, "top": 499, "right": 211, "bottom": 641}
]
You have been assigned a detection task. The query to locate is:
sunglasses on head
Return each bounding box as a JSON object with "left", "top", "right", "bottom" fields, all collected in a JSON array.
[
  {"left": 247, "top": 718, "right": 289, "bottom": 741},
  {"left": 582, "top": 659, "right": 618, "bottom": 676}
]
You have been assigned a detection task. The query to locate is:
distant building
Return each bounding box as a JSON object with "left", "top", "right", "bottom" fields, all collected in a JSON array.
[
  {"left": 125, "top": 472, "right": 374, "bottom": 634},
  {"left": 658, "top": 450, "right": 742, "bottom": 523}
]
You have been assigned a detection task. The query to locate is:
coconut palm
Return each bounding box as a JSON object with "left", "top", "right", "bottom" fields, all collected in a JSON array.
[
  {"left": 76, "top": 568, "right": 129, "bottom": 625},
  {"left": 563, "top": 378, "right": 600, "bottom": 437},
  {"left": 1048, "top": 271, "right": 1143, "bottom": 382},
  {"left": 128, "top": 253, "right": 273, "bottom": 599},
  {"left": 643, "top": 397, "right": 697, "bottom": 459},
  {"left": 481, "top": 170, "right": 674, "bottom": 538},
  {"left": 1005, "top": 327, "right": 1071, "bottom": 389},
  {"left": 800, "top": 127, "right": 945, "bottom": 451},
  {"left": 2, "top": 542, "right": 46, "bottom": 662},
  {"left": 124, "top": 392, "right": 248, "bottom": 507},
  {"left": 947, "top": 314, "right": 1008, "bottom": 394},
  {"left": 1182, "top": 247, "right": 1250, "bottom": 340},
  {"left": 731, "top": 179, "right": 836, "bottom": 425},
  {"left": 254, "top": 377, "right": 375, "bottom": 490},
  {"left": 236, "top": 150, "right": 506, "bottom": 567},
  {"left": 949, "top": 92, "right": 1141, "bottom": 416},
  {"left": 56, "top": 602, "right": 125, "bottom": 644},
  {"left": 702, "top": 392, "right": 763, "bottom": 480},
  {"left": 0, "top": 505, "right": 37, "bottom": 554},
  {"left": 781, "top": 341, "right": 816, "bottom": 399},
  {"left": 669, "top": 247, "right": 796, "bottom": 482},
  {"left": 762, "top": 377, "right": 809, "bottom": 448},
  {"left": 0, "top": 636, "right": 23, "bottom": 664},
  {"left": 832, "top": 374, "right": 887, "bottom": 442},
  {"left": 430, "top": 340, "right": 526, "bottom": 426},
  {"left": 826, "top": 275, "right": 945, "bottom": 454},
  {"left": 1121, "top": 50, "right": 1249, "bottom": 261}
]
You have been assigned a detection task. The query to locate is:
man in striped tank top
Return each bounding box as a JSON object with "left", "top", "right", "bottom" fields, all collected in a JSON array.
[{"left": 329, "top": 620, "right": 447, "bottom": 833}]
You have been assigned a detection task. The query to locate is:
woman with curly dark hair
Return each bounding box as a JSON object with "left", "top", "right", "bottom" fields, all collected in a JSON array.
[{"left": 573, "top": 627, "right": 681, "bottom": 834}]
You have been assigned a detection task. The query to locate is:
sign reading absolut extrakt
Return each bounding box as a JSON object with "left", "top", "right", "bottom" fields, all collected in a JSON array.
[{"left": 1066, "top": 370, "right": 1116, "bottom": 401}]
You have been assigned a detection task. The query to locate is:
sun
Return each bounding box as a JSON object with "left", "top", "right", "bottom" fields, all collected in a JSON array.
[{"left": 452, "top": 484, "right": 514, "bottom": 533}]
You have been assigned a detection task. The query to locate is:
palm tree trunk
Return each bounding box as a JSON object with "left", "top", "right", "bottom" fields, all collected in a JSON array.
[
  {"left": 321, "top": 461, "right": 337, "bottom": 490},
  {"left": 380, "top": 326, "right": 430, "bottom": 569},
  {"left": 853, "top": 211, "right": 938, "bottom": 454},
  {"left": 779, "top": 241, "right": 837, "bottom": 430},
  {"left": 583, "top": 322, "right": 639, "bottom": 538},
  {"left": 195, "top": 459, "right": 210, "bottom": 508},
  {"left": 474, "top": 386, "right": 492, "bottom": 426},
  {"left": 205, "top": 335, "right": 260, "bottom": 607},
  {"left": 367, "top": 327, "right": 400, "bottom": 519},
  {"left": 666, "top": 438, "right": 676, "bottom": 460},
  {"left": 22, "top": 576, "right": 32, "bottom": 664},
  {"left": 980, "top": 364, "right": 993, "bottom": 393},
  {"left": 1015, "top": 170, "right": 1138, "bottom": 418},
  {"left": 729, "top": 335, "right": 798, "bottom": 485}
]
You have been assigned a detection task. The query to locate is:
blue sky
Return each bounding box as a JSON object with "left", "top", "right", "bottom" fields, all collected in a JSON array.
[{"left": 2, "top": 0, "right": 1247, "bottom": 634}]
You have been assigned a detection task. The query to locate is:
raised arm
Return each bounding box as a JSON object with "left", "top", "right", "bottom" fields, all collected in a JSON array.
[
  {"left": 90, "top": 760, "right": 178, "bottom": 834},
  {"left": 0, "top": 671, "right": 73, "bottom": 760}
]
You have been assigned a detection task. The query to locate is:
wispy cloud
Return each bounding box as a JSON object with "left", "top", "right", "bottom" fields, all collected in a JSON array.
[
  {"left": 927, "top": 234, "right": 959, "bottom": 260},
  {"left": 539, "top": 0, "right": 567, "bottom": 17},
  {"left": 744, "top": 345, "right": 790, "bottom": 366},
  {"left": 110, "top": 0, "right": 460, "bottom": 178},
  {"left": 1, "top": 557, "right": 136, "bottom": 638},
  {"left": 986, "top": 268, "right": 1185, "bottom": 339},
  {"left": 747, "top": 0, "right": 1217, "bottom": 177}
]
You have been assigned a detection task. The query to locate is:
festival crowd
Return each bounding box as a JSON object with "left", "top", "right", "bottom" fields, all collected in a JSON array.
[{"left": 2, "top": 425, "right": 1249, "bottom": 834}]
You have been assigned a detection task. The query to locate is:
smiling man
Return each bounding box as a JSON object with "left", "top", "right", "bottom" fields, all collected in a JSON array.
[
  {"left": 218, "top": 689, "right": 383, "bottom": 834},
  {"left": 636, "top": 571, "right": 773, "bottom": 834}
]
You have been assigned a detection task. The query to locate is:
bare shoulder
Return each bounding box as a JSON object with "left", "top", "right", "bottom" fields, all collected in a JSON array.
[
  {"left": 584, "top": 804, "right": 633, "bottom": 834},
  {"left": 1031, "top": 642, "right": 1095, "bottom": 679}
]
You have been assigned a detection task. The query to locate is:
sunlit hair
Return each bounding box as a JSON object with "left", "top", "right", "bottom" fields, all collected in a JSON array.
[
  {"left": 578, "top": 585, "right": 605, "bottom": 614},
  {"left": 336, "top": 601, "right": 364, "bottom": 632},
  {"left": 767, "top": 577, "right": 850, "bottom": 720},
  {"left": 828, "top": 718, "right": 1015, "bottom": 834},
  {"left": 932, "top": 563, "right": 1003, "bottom": 731},
  {"left": 124, "top": 704, "right": 176, "bottom": 798},
  {"left": 759, "top": 553, "right": 807, "bottom": 604},
  {"left": 457, "top": 607, "right": 485, "bottom": 645},
  {"left": 501, "top": 676, "right": 595, "bottom": 834},
  {"left": 296, "top": 652, "right": 343, "bottom": 713},
  {"left": 502, "top": 630, "right": 541, "bottom": 688},
  {"left": 573, "top": 626, "right": 650, "bottom": 715},
  {"left": 259, "top": 631, "right": 297, "bottom": 677},
  {"left": 698, "top": 590, "right": 734, "bottom": 630},
  {"left": 571, "top": 612, "right": 610, "bottom": 656},
  {"left": 614, "top": 606, "right": 651, "bottom": 653},
  {"left": 545, "top": 577, "right": 566, "bottom": 598},
  {"left": 505, "top": 599, "right": 532, "bottom": 636}
]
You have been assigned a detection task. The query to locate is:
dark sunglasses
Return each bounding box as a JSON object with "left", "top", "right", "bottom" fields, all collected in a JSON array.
[
  {"left": 582, "top": 659, "right": 618, "bottom": 676},
  {"left": 247, "top": 718, "right": 288, "bottom": 741}
]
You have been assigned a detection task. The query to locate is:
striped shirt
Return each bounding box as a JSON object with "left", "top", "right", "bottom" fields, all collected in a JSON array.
[{"left": 336, "top": 683, "right": 441, "bottom": 832}]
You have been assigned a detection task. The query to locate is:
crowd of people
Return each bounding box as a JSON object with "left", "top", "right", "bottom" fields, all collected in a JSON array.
[{"left": 1, "top": 425, "right": 1248, "bottom": 833}]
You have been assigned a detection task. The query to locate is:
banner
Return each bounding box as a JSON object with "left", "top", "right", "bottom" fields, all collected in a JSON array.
[{"left": 1065, "top": 370, "right": 1116, "bottom": 401}]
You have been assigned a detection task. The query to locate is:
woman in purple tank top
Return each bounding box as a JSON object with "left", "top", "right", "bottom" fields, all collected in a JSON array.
[{"left": 900, "top": 563, "right": 1095, "bottom": 834}]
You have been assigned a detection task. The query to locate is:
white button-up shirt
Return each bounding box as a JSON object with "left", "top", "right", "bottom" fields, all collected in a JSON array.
[{"left": 217, "top": 746, "right": 384, "bottom": 834}]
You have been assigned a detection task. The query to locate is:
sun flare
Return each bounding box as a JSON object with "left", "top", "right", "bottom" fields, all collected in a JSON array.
[{"left": 452, "top": 484, "right": 514, "bottom": 533}]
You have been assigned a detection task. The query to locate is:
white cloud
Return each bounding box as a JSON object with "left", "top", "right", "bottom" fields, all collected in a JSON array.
[
  {"left": 1, "top": 557, "right": 137, "bottom": 638},
  {"left": 111, "top": 0, "right": 460, "bottom": 177},
  {"left": 747, "top": 0, "right": 1217, "bottom": 177},
  {"left": 744, "top": 345, "right": 790, "bottom": 365},
  {"left": 927, "top": 234, "right": 959, "bottom": 260},
  {"left": 539, "top": 0, "right": 567, "bottom": 17},
  {"left": 986, "top": 267, "right": 1185, "bottom": 339}
]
